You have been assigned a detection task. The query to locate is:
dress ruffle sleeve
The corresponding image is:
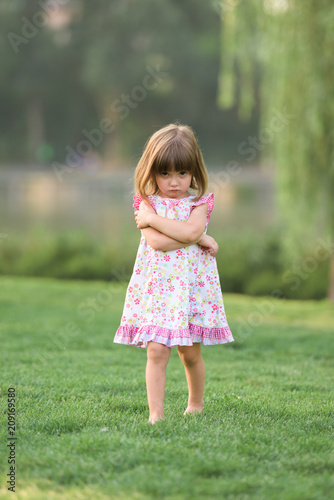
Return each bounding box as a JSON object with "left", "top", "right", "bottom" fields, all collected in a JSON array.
[
  {"left": 191, "top": 193, "right": 214, "bottom": 223},
  {"left": 133, "top": 194, "right": 158, "bottom": 212},
  {"left": 133, "top": 194, "right": 143, "bottom": 210}
]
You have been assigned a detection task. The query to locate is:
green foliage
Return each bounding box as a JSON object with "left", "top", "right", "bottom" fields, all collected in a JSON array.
[
  {"left": 218, "top": 0, "right": 263, "bottom": 120},
  {"left": 0, "top": 0, "right": 258, "bottom": 164},
  {"left": 0, "top": 277, "right": 333, "bottom": 499},
  {"left": 0, "top": 228, "right": 135, "bottom": 281},
  {"left": 218, "top": 0, "right": 334, "bottom": 296},
  {"left": 216, "top": 228, "right": 330, "bottom": 300}
]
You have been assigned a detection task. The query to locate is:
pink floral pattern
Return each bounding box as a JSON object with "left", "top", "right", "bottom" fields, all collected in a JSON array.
[{"left": 114, "top": 193, "right": 234, "bottom": 349}]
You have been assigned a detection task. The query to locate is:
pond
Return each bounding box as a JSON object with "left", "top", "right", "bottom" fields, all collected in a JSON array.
[{"left": 0, "top": 165, "right": 276, "bottom": 240}]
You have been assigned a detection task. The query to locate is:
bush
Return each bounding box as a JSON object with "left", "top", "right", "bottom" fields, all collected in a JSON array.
[
  {"left": 0, "top": 228, "right": 136, "bottom": 282},
  {"left": 0, "top": 226, "right": 330, "bottom": 300},
  {"left": 216, "top": 228, "right": 330, "bottom": 300}
]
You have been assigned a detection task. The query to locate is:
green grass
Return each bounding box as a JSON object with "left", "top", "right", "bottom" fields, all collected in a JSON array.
[{"left": 0, "top": 276, "right": 333, "bottom": 500}]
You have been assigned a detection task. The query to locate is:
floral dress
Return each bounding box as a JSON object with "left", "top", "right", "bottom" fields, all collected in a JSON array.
[{"left": 114, "top": 193, "right": 234, "bottom": 349}]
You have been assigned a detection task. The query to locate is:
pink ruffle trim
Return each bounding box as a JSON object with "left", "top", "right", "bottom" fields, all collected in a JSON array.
[
  {"left": 190, "top": 193, "right": 214, "bottom": 223},
  {"left": 133, "top": 194, "right": 143, "bottom": 211},
  {"left": 114, "top": 323, "right": 234, "bottom": 349}
]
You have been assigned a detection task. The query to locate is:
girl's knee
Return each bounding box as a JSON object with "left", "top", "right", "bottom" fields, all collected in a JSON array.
[
  {"left": 147, "top": 341, "right": 171, "bottom": 364},
  {"left": 178, "top": 344, "right": 202, "bottom": 366}
]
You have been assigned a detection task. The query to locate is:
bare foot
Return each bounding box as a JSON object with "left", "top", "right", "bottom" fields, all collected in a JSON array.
[
  {"left": 148, "top": 415, "right": 164, "bottom": 425},
  {"left": 183, "top": 405, "right": 204, "bottom": 416}
]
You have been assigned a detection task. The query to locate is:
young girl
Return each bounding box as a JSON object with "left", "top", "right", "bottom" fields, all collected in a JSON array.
[{"left": 114, "top": 123, "right": 234, "bottom": 424}]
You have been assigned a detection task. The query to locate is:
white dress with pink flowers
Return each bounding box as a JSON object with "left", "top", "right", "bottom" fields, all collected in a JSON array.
[{"left": 114, "top": 193, "right": 234, "bottom": 349}]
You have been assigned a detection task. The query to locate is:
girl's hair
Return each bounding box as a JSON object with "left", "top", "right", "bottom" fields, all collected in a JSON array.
[{"left": 134, "top": 123, "right": 208, "bottom": 202}]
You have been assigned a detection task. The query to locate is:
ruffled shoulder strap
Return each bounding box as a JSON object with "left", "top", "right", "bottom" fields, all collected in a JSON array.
[
  {"left": 133, "top": 194, "right": 143, "bottom": 210},
  {"left": 133, "top": 194, "right": 157, "bottom": 211},
  {"left": 190, "top": 193, "right": 214, "bottom": 223}
]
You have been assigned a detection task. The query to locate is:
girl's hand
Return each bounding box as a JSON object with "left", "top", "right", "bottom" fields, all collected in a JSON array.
[
  {"left": 134, "top": 201, "right": 156, "bottom": 229},
  {"left": 198, "top": 234, "right": 219, "bottom": 257}
]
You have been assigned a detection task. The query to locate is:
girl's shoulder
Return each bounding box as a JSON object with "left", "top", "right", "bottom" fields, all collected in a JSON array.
[
  {"left": 190, "top": 193, "right": 214, "bottom": 220},
  {"left": 191, "top": 192, "right": 214, "bottom": 206},
  {"left": 133, "top": 193, "right": 162, "bottom": 210}
]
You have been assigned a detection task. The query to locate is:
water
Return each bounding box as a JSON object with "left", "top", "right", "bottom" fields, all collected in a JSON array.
[{"left": 0, "top": 165, "right": 276, "bottom": 238}]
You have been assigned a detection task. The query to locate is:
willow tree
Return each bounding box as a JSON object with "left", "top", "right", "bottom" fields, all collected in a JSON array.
[{"left": 218, "top": 0, "right": 334, "bottom": 300}]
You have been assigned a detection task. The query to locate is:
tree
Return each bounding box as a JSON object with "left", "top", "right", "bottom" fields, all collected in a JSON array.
[
  {"left": 218, "top": 0, "right": 334, "bottom": 300},
  {"left": 0, "top": 0, "right": 97, "bottom": 163},
  {"left": 78, "top": 0, "right": 248, "bottom": 163},
  {"left": 0, "top": 0, "right": 258, "bottom": 165}
]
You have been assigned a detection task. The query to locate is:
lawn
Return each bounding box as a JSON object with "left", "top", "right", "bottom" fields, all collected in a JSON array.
[{"left": 0, "top": 276, "right": 333, "bottom": 500}]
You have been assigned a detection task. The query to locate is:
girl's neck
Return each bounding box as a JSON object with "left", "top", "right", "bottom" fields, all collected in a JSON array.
[{"left": 156, "top": 191, "right": 192, "bottom": 199}]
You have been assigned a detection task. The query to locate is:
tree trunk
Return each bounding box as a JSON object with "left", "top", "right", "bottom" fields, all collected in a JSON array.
[
  {"left": 328, "top": 239, "right": 334, "bottom": 302},
  {"left": 97, "top": 94, "right": 122, "bottom": 169},
  {"left": 26, "top": 97, "right": 45, "bottom": 162}
]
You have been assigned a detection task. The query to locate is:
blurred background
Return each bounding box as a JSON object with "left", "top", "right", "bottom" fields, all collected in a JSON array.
[{"left": 0, "top": 0, "right": 333, "bottom": 300}]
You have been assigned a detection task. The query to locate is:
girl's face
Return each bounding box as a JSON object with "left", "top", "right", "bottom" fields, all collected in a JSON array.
[{"left": 156, "top": 169, "right": 192, "bottom": 199}]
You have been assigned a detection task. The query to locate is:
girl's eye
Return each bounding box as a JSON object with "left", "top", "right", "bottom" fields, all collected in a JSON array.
[
  {"left": 161, "top": 172, "right": 169, "bottom": 177},
  {"left": 180, "top": 172, "right": 187, "bottom": 176}
]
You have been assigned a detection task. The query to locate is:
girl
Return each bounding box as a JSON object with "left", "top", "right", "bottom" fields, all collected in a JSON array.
[{"left": 114, "top": 124, "right": 234, "bottom": 424}]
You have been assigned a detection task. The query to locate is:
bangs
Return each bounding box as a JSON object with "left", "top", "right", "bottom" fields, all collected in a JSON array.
[
  {"left": 135, "top": 123, "right": 208, "bottom": 201},
  {"left": 153, "top": 140, "right": 195, "bottom": 175}
]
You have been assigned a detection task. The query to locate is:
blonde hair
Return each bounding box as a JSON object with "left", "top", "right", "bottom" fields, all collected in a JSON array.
[{"left": 134, "top": 123, "right": 208, "bottom": 202}]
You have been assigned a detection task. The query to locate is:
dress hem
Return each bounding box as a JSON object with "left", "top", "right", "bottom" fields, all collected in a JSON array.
[{"left": 114, "top": 324, "right": 234, "bottom": 349}]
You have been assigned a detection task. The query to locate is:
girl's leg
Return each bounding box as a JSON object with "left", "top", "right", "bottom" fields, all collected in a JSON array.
[
  {"left": 146, "top": 341, "right": 171, "bottom": 424},
  {"left": 178, "top": 343, "right": 205, "bottom": 415}
]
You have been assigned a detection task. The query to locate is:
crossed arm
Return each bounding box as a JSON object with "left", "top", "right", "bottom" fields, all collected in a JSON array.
[{"left": 135, "top": 200, "right": 219, "bottom": 256}]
